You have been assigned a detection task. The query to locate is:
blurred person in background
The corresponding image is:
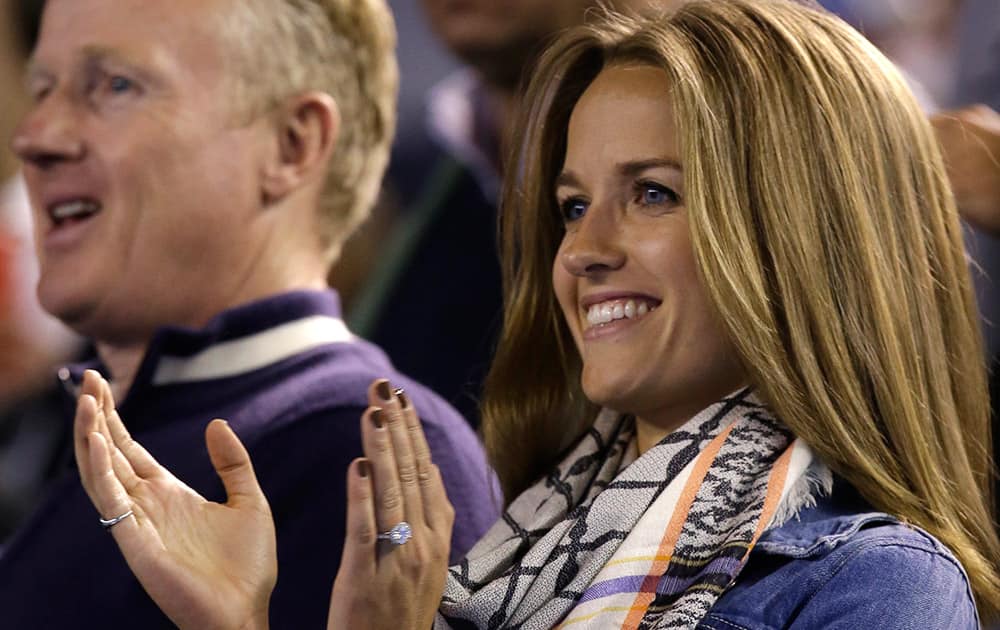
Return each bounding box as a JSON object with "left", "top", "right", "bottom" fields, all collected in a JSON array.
[{"left": 0, "top": 0, "right": 82, "bottom": 542}]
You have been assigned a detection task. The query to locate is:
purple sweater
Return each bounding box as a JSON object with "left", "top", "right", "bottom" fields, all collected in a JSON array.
[{"left": 0, "top": 290, "right": 500, "bottom": 628}]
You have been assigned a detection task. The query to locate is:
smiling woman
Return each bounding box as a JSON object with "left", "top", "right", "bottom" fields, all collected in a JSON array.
[
  {"left": 71, "top": 0, "right": 1000, "bottom": 628},
  {"left": 483, "top": 0, "right": 1000, "bottom": 623}
]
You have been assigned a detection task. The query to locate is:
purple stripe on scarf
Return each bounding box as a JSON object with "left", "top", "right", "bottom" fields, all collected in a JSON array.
[{"left": 576, "top": 575, "right": 648, "bottom": 604}]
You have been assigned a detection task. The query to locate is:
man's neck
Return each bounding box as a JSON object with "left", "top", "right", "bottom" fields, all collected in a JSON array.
[
  {"left": 92, "top": 276, "right": 331, "bottom": 401},
  {"left": 95, "top": 342, "right": 147, "bottom": 402}
]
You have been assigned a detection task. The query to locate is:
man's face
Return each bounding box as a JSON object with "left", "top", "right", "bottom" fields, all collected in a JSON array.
[
  {"left": 420, "top": 0, "right": 663, "bottom": 88},
  {"left": 13, "top": 0, "right": 272, "bottom": 344},
  {"left": 420, "top": 0, "right": 592, "bottom": 87}
]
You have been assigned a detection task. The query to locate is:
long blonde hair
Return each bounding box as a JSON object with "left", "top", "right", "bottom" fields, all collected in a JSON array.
[{"left": 482, "top": 0, "right": 1000, "bottom": 617}]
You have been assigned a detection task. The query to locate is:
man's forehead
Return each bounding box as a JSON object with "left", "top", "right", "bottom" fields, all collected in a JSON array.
[
  {"left": 38, "top": 0, "right": 231, "bottom": 46},
  {"left": 33, "top": 0, "right": 232, "bottom": 73}
]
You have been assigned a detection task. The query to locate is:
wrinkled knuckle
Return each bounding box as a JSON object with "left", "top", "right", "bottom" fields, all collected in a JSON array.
[
  {"left": 417, "top": 466, "right": 434, "bottom": 486},
  {"left": 404, "top": 547, "right": 426, "bottom": 573},
  {"left": 372, "top": 432, "right": 393, "bottom": 455},
  {"left": 356, "top": 523, "right": 377, "bottom": 546},
  {"left": 381, "top": 487, "right": 402, "bottom": 512},
  {"left": 406, "top": 422, "right": 424, "bottom": 440},
  {"left": 397, "top": 463, "right": 418, "bottom": 485}
]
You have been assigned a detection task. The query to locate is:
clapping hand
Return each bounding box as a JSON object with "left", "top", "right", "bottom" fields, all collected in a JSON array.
[
  {"left": 932, "top": 104, "right": 1000, "bottom": 236},
  {"left": 327, "top": 380, "right": 454, "bottom": 630},
  {"left": 73, "top": 370, "right": 276, "bottom": 630},
  {"left": 73, "top": 372, "right": 454, "bottom": 630}
]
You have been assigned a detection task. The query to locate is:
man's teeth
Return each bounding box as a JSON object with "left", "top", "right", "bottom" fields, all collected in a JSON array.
[
  {"left": 52, "top": 200, "right": 100, "bottom": 221},
  {"left": 586, "top": 299, "right": 657, "bottom": 326}
]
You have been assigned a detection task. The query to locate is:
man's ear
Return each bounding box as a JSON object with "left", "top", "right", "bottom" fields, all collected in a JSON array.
[{"left": 261, "top": 91, "right": 340, "bottom": 204}]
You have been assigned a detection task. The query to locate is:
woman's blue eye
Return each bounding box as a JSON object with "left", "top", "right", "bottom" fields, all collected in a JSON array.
[
  {"left": 560, "top": 198, "right": 588, "bottom": 222},
  {"left": 638, "top": 182, "right": 679, "bottom": 206}
]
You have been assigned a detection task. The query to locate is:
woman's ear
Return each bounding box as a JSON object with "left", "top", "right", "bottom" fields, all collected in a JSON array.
[{"left": 261, "top": 92, "right": 340, "bottom": 204}]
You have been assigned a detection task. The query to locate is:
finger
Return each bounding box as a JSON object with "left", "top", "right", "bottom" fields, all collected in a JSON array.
[
  {"left": 336, "top": 458, "right": 378, "bottom": 575},
  {"left": 81, "top": 371, "right": 118, "bottom": 460},
  {"left": 423, "top": 464, "right": 456, "bottom": 540},
  {"left": 74, "top": 394, "right": 100, "bottom": 493},
  {"left": 98, "top": 376, "right": 161, "bottom": 479},
  {"left": 375, "top": 384, "right": 424, "bottom": 528},
  {"left": 87, "top": 431, "right": 140, "bottom": 541},
  {"left": 397, "top": 391, "right": 436, "bottom": 527},
  {"left": 360, "top": 403, "right": 405, "bottom": 535},
  {"left": 76, "top": 391, "right": 144, "bottom": 499},
  {"left": 205, "top": 419, "right": 267, "bottom": 510}
]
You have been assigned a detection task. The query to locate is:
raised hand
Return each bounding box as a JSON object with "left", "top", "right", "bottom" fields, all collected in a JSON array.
[
  {"left": 73, "top": 370, "right": 276, "bottom": 630},
  {"left": 327, "top": 380, "right": 454, "bottom": 630},
  {"left": 932, "top": 104, "right": 1000, "bottom": 235}
]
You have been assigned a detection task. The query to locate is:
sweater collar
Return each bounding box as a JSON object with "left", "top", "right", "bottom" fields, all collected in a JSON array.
[{"left": 62, "top": 290, "right": 353, "bottom": 401}]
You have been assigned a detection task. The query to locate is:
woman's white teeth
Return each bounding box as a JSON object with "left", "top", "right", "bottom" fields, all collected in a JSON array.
[{"left": 586, "top": 299, "right": 657, "bottom": 326}]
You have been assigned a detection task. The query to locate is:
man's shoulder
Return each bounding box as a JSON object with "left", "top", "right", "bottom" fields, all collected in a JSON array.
[{"left": 228, "top": 337, "right": 473, "bottom": 441}]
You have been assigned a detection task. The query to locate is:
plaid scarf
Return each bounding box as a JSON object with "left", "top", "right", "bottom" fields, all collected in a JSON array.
[{"left": 436, "top": 389, "right": 819, "bottom": 629}]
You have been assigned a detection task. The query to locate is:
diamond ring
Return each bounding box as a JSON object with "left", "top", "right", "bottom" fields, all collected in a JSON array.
[{"left": 377, "top": 521, "right": 412, "bottom": 545}]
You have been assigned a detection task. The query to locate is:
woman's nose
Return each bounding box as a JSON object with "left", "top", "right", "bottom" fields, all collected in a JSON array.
[{"left": 559, "top": 205, "right": 626, "bottom": 277}]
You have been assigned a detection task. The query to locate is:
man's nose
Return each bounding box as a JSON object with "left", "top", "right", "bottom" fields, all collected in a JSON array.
[
  {"left": 11, "top": 95, "right": 86, "bottom": 169},
  {"left": 559, "top": 204, "right": 626, "bottom": 277}
]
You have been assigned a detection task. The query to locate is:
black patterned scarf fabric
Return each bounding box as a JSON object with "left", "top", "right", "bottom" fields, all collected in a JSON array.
[{"left": 435, "top": 389, "right": 820, "bottom": 629}]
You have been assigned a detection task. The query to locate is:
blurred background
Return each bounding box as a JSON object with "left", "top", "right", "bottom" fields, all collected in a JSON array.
[{"left": 0, "top": 0, "right": 996, "bottom": 541}]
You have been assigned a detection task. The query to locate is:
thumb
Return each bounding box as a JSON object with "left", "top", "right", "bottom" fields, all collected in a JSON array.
[{"left": 205, "top": 419, "right": 266, "bottom": 509}]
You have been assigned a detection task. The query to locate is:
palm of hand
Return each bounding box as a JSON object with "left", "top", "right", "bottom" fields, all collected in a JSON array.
[
  {"left": 73, "top": 370, "right": 277, "bottom": 630},
  {"left": 123, "top": 474, "right": 277, "bottom": 630}
]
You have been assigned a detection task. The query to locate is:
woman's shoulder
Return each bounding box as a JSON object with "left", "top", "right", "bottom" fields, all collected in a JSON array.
[{"left": 700, "top": 482, "right": 979, "bottom": 630}]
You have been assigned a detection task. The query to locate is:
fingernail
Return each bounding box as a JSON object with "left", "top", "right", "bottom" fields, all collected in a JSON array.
[
  {"left": 358, "top": 460, "right": 370, "bottom": 478},
  {"left": 376, "top": 380, "right": 392, "bottom": 401},
  {"left": 371, "top": 408, "right": 384, "bottom": 429},
  {"left": 395, "top": 389, "right": 410, "bottom": 409}
]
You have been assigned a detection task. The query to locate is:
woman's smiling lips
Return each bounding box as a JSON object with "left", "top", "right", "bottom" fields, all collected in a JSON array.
[{"left": 580, "top": 292, "right": 661, "bottom": 340}]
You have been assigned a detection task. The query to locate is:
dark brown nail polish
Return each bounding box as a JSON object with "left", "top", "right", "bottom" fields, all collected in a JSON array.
[
  {"left": 396, "top": 389, "right": 410, "bottom": 409},
  {"left": 376, "top": 380, "right": 392, "bottom": 401},
  {"left": 358, "top": 460, "right": 370, "bottom": 478},
  {"left": 371, "top": 408, "right": 384, "bottom": 429}
]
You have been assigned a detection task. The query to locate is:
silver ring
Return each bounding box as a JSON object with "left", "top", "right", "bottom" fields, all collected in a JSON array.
[
  {"left": 376, "top": 521, "right": 412, "bottom": 545},
  {"left": 99, "top": 509, "right": 134, "bottom": 530}
]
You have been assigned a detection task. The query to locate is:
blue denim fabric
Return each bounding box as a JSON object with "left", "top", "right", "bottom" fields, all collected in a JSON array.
[{"left": 700, "top": 482, "right": 979, "bottom": 629}]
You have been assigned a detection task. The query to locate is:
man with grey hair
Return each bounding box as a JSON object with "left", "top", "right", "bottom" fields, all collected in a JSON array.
[{"left": 0, "top": 0, "right": 498, "bottom": 627}]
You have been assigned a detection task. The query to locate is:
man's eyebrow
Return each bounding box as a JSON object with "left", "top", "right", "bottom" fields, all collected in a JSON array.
[
  {"left": 27, "top": 46, "right": 144, "bottom": 79},
  {"left": 81, "top": 45, "right": 146, "bottom": 69}
]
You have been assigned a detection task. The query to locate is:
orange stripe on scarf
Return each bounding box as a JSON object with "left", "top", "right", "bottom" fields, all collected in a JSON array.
[{"left": 621, "top": 421, "right": 738, "bottom": 628}]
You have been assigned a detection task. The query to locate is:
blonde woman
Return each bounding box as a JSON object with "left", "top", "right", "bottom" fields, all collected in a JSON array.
[{"left": 73, "top": 1, "right": 999, "bottom": 627}]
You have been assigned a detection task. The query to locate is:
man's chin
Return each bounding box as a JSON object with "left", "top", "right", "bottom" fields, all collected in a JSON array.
[{"left": 37, "top": 286, "right": 96, "bottom": 336}]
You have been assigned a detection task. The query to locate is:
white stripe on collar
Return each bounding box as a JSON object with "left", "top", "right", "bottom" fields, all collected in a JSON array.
[{"left": 152, "top": 315, "right": 353, "bottom": 386}]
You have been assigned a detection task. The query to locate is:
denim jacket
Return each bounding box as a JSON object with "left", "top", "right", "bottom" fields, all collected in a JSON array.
[{"left": 701, "top": 481, "right": 979, "bottom": 629}]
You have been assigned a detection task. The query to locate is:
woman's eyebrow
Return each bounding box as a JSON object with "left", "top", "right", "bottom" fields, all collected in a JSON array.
[
  {"left": 554, "top": 170, "right": 583, "bottom": 190},
  {"left": 617, "top": 158, "right": 683, "bottom": 177}
]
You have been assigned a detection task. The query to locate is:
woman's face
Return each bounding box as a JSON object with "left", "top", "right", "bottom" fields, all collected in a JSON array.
[{"left": 552, "top": 63, "right": 746, "bottom": 435}]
